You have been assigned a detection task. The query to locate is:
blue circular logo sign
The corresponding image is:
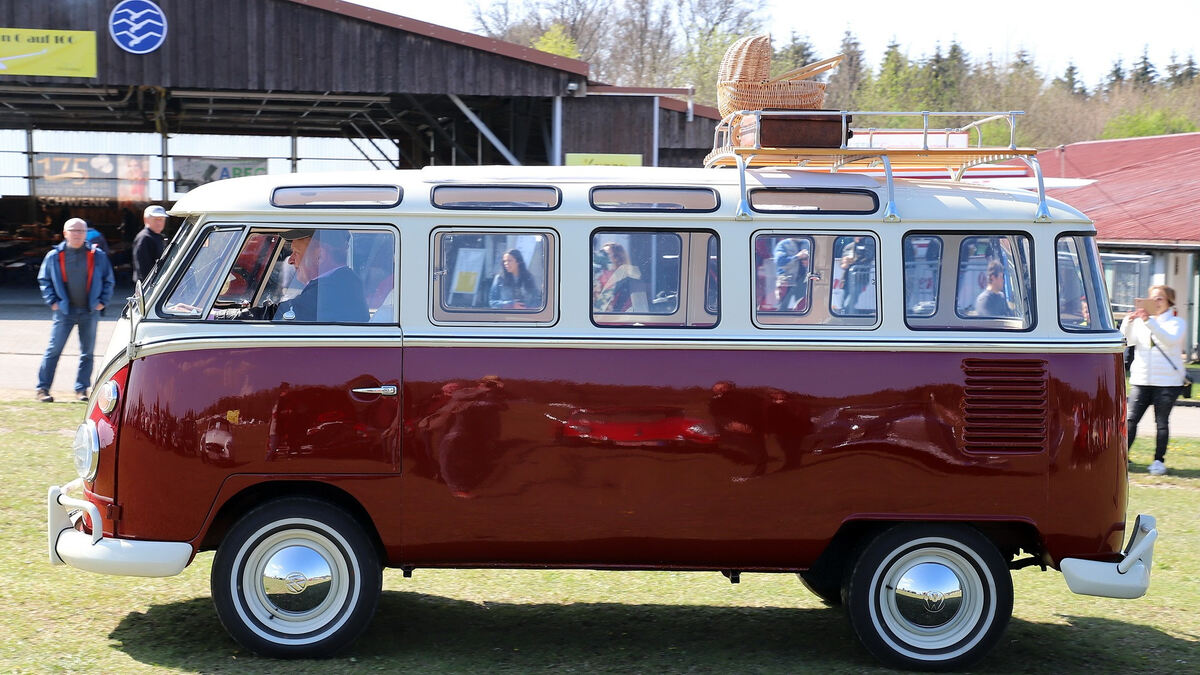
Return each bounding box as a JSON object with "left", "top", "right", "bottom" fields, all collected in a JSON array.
[{"left": 108, "top": 0, "right": 168, "bottom": 55}]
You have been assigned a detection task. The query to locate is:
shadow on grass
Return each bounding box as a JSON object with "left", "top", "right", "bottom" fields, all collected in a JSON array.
[{"left": 108, "top": 592, "right": 1197, "bottom": 674}]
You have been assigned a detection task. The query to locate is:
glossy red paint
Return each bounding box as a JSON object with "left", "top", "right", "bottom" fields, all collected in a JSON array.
[
  {"left": 117, "top": 346, "right": 401, "bottom": 541},
  {"left": 114, "top": 343, "right": 1125, "bottom": 570}
]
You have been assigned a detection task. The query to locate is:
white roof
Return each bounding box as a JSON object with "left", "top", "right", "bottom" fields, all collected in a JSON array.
[{"left": 168, "top": 165, "right": 1091, "bottom": 225}]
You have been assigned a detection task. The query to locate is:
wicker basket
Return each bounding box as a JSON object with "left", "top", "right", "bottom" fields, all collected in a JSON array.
[
  {"left": 717, "top": 80, "right": 827, "bottom": 117},
  {"left": 717, "top": 33, "right": 772, "bottom": 83}
]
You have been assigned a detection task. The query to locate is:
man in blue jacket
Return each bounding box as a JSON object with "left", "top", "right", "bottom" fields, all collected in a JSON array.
[{"left": 36, "top": 218, "right": 115, "bottom": 402}]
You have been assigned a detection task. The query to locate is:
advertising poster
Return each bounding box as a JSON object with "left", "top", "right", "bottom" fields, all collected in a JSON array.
[
  {"left": 174, "top": 157, "right": 269, "bottom": 192},
  {"left": 32, "top": 152, "right": 150, "bottom": 206}
]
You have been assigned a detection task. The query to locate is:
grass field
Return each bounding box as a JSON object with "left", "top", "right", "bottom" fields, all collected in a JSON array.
[{"left": 2, "top": 399, "right": 1197, "bottom": 673}]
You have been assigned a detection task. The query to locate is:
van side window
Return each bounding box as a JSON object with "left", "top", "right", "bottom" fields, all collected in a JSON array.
[
  {"left": 955, "top": 235, "right": 1033, "bottom": 327},
  {"left": 903, "top": 235, "right": 944, "bottom": 317},
  {"left": 755, "top": 235, "right": 813, "bottom": 313},
  {"left": 906, "top": 233, "right": 1034, "bottom": 330},
  {"left": 832, "top": 235, "right": 877, "bottom": 317},
  {"left": 161, "top": 228, "right": 242, "bottom": 318},
  {"left": 592, "top": 231, "right": 718, "bottom": 327},
  {"left": 431, "top": 231, "right": 555, "bottom": 324},
  {"left": 203, "top": 227, "right": 396, "bottom": 324},
  {"left": 754, "top": 232, "right": 878, "bottom": 327},
  {"left": 1057, "top": 235, "right": 1115, "bottom": 331}
]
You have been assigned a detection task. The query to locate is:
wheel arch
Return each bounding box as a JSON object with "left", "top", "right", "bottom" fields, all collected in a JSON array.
[
  {"left": 198, "top": 479, "right": 385, "bottom": 563},
  {"left": 811, "top": 517, "right": 1043, "bottom": 573}
]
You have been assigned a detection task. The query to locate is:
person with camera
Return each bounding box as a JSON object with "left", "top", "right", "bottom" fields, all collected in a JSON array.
[{"left": 1122, "top": 284, "right": 1187, "bottom": 476}]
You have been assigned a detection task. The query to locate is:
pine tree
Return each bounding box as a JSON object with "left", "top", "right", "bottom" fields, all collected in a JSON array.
[
  {"left": 770, "top": 31, "right": 817, "bottom": 81},
  {"left": 1052, "top": 63, "right": 1087, "bottom": 97},
  {"left": 825, "top": 30, "right": 868, "bottom": 109},
  {"left": 1131, "top": 47, "right": 1156, "bottom": 88}
]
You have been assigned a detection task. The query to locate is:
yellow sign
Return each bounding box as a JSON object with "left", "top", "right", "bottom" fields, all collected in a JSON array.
[
  {"left": 0, "top": 29, "right": 97, "bottom": 78},
  {"left": 565, "top": 153, "right": 644, "bottom": 166}
]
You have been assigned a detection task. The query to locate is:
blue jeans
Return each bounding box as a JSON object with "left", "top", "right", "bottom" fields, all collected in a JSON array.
[
  {"left": 37, "top": 307, "right": 99, "bottom": 393},
  {"left": 1127, "top": 384, "right": 1180, "bottom": 463}
]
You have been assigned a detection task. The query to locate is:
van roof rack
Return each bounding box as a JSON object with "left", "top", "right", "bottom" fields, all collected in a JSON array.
[{"left": 704, "top": 110, "right": 1048, "bottom": 223}]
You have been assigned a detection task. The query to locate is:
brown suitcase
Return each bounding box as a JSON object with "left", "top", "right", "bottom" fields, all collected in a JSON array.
[{"left": 735, "top": 110, "right": 852, "bottom": 148}]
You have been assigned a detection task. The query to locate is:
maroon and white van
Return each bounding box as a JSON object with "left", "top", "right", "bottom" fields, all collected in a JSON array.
[{"left": 48, "top": 111, "right": 1157, "bottom": 670}]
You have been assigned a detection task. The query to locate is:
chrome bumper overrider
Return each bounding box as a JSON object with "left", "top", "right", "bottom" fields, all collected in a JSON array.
[
  {"left": 1060, "top": 514, "right": 1157, "bottom": 599},
  {"left": 47, "top": 478, "right": 192, "bottom": 577}
]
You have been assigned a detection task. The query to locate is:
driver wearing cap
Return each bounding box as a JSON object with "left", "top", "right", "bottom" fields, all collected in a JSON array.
[{"left": 270, "top": 229, "right": 369, "bottom": 322}]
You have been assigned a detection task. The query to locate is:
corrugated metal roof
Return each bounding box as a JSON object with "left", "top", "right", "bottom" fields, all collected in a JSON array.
[{"left": 1039, "top": 133, "right": 1200, "bottom": 245}]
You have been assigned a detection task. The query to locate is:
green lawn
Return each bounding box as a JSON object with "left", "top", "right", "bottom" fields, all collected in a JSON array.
[{"left": 2, "top": 400, "right": 1196, "bottom": 673}]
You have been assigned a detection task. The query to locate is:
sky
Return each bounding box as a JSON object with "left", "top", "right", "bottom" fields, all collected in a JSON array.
[{"left": 351, "top": 0, "right": 1198, "bottom": 89}]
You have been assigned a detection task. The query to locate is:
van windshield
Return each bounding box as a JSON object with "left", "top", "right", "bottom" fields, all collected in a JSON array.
[{"left": 141, "top": 215, "right": 196, "bottom": 298}]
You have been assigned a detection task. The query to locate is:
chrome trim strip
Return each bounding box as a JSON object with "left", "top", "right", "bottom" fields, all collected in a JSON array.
[{"left": 128, "top": 334, "right": 1123, "bottom": 357}]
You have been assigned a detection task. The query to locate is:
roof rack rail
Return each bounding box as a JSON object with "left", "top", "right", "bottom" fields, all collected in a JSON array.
[{"left": 704, "top": 110, "right": 1049, "bottom": 223}]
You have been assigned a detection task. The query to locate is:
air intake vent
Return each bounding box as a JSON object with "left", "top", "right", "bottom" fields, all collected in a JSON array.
[{"left": 962, "top": 358, "right": 1047, "bottom": 454}]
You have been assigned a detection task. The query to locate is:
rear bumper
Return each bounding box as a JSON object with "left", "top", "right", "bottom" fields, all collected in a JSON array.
[
  {"left": 1060, "top": 514, "right": 1157, "bottom": 599},
  {"left": 48, "top": 479, "right": 192, "bottom": 577}
]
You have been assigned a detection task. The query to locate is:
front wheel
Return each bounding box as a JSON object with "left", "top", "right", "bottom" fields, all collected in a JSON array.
[
  {"left": 843, "top": 524, "right": 1012, "bottom": 671},
  {"left": 211, "top": 497, "right": 381, "bottom": 658}
]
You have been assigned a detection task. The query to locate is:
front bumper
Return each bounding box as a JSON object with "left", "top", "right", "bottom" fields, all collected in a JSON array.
[
  {"left": 47, "top": 479, "right": 192, "bottom": 577},
  {"left": 1060, "top": 514, "right": 1157, "bottom": 599}
]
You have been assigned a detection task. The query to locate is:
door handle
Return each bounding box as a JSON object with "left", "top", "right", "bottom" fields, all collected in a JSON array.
[{"left": 351, "top": 385, "right": 398, "bottom": 396}]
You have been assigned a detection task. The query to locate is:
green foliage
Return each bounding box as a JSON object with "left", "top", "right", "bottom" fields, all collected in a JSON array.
[
  {"left": 1102, "top": 108, "right": 1199, "bottom": 138},
  {"left": 531, "top": 23, "right": 580, "bottom": 59}
]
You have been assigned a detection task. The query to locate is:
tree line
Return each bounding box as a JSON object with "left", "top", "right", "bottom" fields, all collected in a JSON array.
[{"left": 471, "top": 0, "right": 1200, "bottom": 146}]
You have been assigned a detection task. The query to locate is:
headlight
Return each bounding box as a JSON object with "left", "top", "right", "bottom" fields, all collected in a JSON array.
[
  {"left": 73, "top": 419, "right": 100, "bottom": 481},
  {"left": 96, "top": 379, "right": 120, "bottom": 415}
]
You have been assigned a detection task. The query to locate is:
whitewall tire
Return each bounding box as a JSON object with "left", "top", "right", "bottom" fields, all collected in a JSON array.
[
  {"left": 211, "top": 497, "right": 381, "bottom": 658},
  {"left": 843, "top": 524, "right": 1012, "bottom": 671}
]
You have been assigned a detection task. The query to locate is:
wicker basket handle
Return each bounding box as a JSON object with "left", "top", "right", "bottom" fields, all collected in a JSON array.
[{"left": 767, "top": 54, "right": 844, "bottom": 83}]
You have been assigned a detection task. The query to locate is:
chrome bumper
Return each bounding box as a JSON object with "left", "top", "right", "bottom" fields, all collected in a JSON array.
[
  {"left": 1060, "top": 514, "right": 1157, "bottom": 599},
  {"left": 47, "top": 478, "right": 192, "bottom": 577}
]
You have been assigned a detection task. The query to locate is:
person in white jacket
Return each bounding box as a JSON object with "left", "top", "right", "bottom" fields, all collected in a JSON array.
[{"left": 1122, "top": 284, "right": 1187, "bottom": 475}]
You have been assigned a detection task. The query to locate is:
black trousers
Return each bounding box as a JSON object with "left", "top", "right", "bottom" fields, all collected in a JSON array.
[{"left": 1127, "top": 385, "right": 1180, "bottom": 462}]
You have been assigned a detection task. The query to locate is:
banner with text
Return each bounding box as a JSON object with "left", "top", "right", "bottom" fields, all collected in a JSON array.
[
  {"left": 33, "top": 153, "right": 149, "bottom": 205},
  {"left": 0, "top": 28, "right": 97, "bottom": 78},
  {"left": 173, "top": 157, "right": 269, "bottom": 192}
]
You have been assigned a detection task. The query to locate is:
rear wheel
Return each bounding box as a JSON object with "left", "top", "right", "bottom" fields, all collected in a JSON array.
[
  {"left": 211, "top": 497, "right": 381, "bottom": 658},
  {"left": 843, "top": 524, "right": 1012, "bottom": 671}
]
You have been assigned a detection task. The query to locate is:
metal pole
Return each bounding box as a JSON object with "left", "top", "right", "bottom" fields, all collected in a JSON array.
[
  {"left": 551, "top": 95, "right": 563, "bottom": 166},
  {"left": 25, "top": 126, "right": 36, "bottom": 203},
  {"left": 448, "top": 94, "right": 521, "bottom": 166},
  {"left": 161, "top": 130, "right": 169, "bottom": 201},
  {"left": 651, "top": 96, "right": 659, "bottom": 167},
  {"left": 291, "top": 129, "right": 298, "bottom": 173}
]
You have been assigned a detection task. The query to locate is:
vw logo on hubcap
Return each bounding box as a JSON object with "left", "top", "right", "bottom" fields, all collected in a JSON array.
[
  {"left": 923, "top": 589, "right": 946, "bottom": 612},
  {"left": 284, "top": 571, "right": 309, "bottom": 594}
]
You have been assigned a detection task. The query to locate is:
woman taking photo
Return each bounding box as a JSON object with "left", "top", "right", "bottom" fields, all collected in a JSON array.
[{"left": 1122, "top": 284, "right": 1187, "bottom": 476}]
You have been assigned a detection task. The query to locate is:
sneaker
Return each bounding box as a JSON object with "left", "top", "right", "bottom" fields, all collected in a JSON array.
[
  {"left": 1148, "top": 460, "right": 1167, "bottom": 476},
  {"left": 35, "top": 389, "right": 53, "bottom": 403},
  {"left": 75, "top": 390, "right": 89, "bottom": 402}
]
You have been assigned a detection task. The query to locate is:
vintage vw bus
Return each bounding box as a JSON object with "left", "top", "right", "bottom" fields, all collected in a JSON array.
[{"left": 48, "top": 111, "right": 1157, "bottom": 670}]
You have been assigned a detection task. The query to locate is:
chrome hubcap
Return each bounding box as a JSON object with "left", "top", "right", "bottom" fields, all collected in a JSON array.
[
  {"left": 261, "top": 544, "right": 334, "bottom": 614},
  {"left": 892, "top": 561, "right": 964, "bottom": 628}
]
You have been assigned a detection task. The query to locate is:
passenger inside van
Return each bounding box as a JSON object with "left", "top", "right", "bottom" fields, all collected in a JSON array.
[
  {"left": 974, "top": 260, "right": 1013, "bottom": 318},
  {"left": 593, "top": 241, "right": 645, "bottom": 312},
  {"left": 489, "top": 249, "right": 542, "bottom": 309},
  {"left": 773, "top": 237, "right": 810, "bottom": 311}
]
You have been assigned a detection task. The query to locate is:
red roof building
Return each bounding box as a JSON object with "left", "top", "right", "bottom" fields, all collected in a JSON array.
[
  {"left": 1037, "top": 134, "right": 1198, "bottom": 357},
  {"left": 1039, "top": 133, "right": 1200, "bottom": 247}
]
